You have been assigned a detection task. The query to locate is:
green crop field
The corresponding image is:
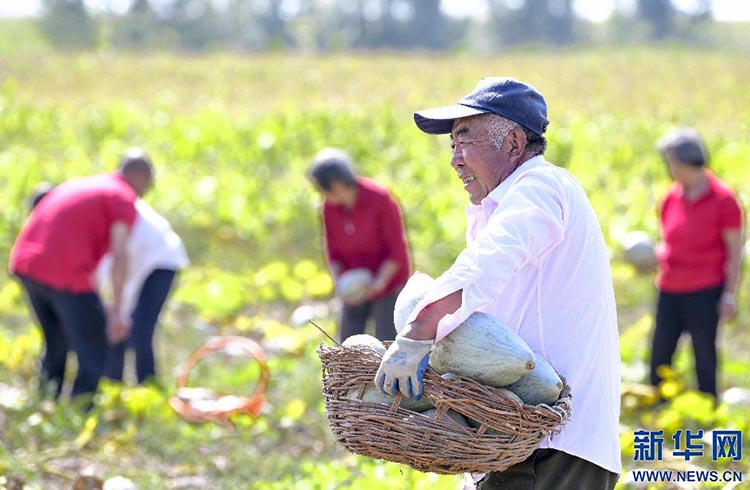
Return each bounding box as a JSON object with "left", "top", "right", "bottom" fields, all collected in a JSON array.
[{"left": 1, "top": 45, "right": 749, "bottom": 489}]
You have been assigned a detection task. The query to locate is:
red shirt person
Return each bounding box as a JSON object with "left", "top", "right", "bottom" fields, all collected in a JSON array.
[
  {"left": 9, "top": 148, "right": 153, "bottom": 400},
  {"left": 658, "top": 171, "right": 743, "bottom": 294},
  {"left": 650, "top": 128, "right": 743, "bottom": 400},
  {"left": 309, "top": 148, "right": 410, "bottom": 342}
]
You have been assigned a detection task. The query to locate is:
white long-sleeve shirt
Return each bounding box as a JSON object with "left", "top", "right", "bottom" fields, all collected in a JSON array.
[
  {"left": 97, "top": 199, "right": 189, "bottom": 318},
  {"left": 408, "top": 155, "right": 622, "bottom": 474}
]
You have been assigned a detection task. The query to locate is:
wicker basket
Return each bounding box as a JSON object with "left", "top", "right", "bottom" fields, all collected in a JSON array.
[
  {"left": 318, "top": 343, "right": 572, "bottom": 475},
  {"left": 168, "top": 336, "right": 269, "bottom": 428}
]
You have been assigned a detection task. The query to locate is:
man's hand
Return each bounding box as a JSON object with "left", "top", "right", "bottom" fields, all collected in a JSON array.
[
  {"left": 107, "top": 308, "right": 132, "bottom": 345},
  {"left": 364, "top": 277, "right": 387, "bottom": 301},
  {"left": 374, "top": 335, "right": 433, "bottom": 399},
  {"left": 718, "top": 292, "right": 737, "bottom": 322}
]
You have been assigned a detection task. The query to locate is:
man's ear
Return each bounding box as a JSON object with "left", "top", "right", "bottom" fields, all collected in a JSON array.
[{"left": 506, "top": 127, "right": 528, "bottom": 160}]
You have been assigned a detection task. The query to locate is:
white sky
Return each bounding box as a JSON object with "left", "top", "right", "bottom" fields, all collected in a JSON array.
[
  {"left": 569, "top": 0, "right": 750, "bottom": 22},
  {"left": 2, "top": 0, "right": 750, "bottom": 22}
]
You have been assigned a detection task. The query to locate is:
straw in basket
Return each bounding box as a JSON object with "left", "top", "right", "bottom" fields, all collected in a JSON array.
[{"left": 318, "top": 342, "right": 572, "bottom": 475}]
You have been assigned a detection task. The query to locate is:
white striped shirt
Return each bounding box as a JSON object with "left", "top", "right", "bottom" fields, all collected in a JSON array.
[{"left": 408, "top": 155, "right": 622, "bottom": 474}]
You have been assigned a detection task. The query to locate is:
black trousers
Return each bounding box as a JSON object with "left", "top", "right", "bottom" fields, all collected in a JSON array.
[
  {"left": 649, "top": 285, "right": 723, "bottom": 398},
  {"left": 477, "top": 449, "right": 618, "bottom": 490},
  {"left": 339, "top": 288, "right": 399, "bottom": 342},
  {"left": 105, "top": 269, "right": 176, "bottom": 384},
  {"left": 18, "top": 275, "right": 108, "bottom": 399}
]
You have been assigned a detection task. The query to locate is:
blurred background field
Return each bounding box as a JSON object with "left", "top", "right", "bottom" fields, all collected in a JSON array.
[{"left": 1, "top": 2, "right": 749, "bottom": 489}]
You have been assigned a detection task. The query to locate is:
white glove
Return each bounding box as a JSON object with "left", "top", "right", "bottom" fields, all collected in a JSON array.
[{"left": 374, "top": 335, "right": 433, "bottom": 399}]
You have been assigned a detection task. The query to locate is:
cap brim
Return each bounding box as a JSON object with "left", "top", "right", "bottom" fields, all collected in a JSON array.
[{"left": 413, "top": 104, "right": 489, "bottom": 134}]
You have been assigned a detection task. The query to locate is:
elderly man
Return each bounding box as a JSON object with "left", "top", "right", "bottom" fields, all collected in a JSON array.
[
  {"left": 10, "top": 148, "right": 153, "bottom": 400},
  {"left": 375, "top": 78, "right": 621, "bottom": 489}
]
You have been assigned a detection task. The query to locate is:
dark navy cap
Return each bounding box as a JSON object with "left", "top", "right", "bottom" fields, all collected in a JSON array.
[{"left": 413, "top": 77, "right": 549, "bottom": 136}]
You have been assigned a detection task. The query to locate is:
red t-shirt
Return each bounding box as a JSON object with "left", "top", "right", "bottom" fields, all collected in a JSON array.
[
  {"left": 322, "top": 177, "right": 410, "bottom": 298},
  {"left": 657, "top": 171, "right": 743, "bottom": 293},
  {"left": 10, "top": 172, "right": 137, "bottom": 293}
]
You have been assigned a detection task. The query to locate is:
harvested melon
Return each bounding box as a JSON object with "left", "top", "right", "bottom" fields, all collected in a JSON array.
[
  {"left": 429, "top": 312, "right": 535, "bottom": 388},
  {"left": 504, "top": 354, "right": 563, "bottom": 405},
  {"left": 496, "top": 387, "right": 524, "bottom": 406},
  {"left": 342, "top": 334, "right": 386, "bottom": 356},
  {"left": 337, "top": 268, "right": 372, "bottom": 304},
  {"left": 465, "top": 388, "right": 524, "bottom": 434},
  {"left": 345, "top": 384, "right": 434, "bottom": 412},
  {"left": 419, "top": 408, "right": 471, "bottom": 429},
  {"left": 393, "top": 272, "right": 435, "bottom": 334},
  {"left": 622, "top": 231, "right": 657, "bottom": 271}
]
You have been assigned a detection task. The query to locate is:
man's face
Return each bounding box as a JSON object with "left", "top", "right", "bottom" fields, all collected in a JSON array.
[
  {"left": 450, "top": 115, "right": 514, "bottom": 205},
  {"left": 132, "top": 173, "right": 153, "bottom": 197},
  {"left": 322, "top": 181, "right": 356, "bottom": 208},
  {"left": 663, "top": 150, "right": 697, "bottom": 186}
]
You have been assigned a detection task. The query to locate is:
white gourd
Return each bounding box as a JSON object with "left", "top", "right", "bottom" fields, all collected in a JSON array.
[
  {"left": 337, "top": 268, "right": 372, "bottom": 303},
  {"left": 419, "top": 408, "right": 471, "bottom": 429},
  {"left": 466, "top": 388, "right": 523, "bottom": 434},
  {"left": 496, "top": 387, "right": 525, "bottom": 406},
  {"left": 504, "top": 355, "right": 563, "bottom": 405},
  {"left": 622, "top": 231, "right": 657, "bottom": 270},
  {"left": 429, "top": 312, "right": 536, "bottom": 388},
  {"left": 342, "top": 334, "right": 386, "bottom": 356},
  {"left": 346, "top": 384, "right": 434, "bottom": 412}
]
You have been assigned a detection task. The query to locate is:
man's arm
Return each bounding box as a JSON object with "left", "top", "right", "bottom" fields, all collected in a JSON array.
[
  {"left": 327, "top": 260, "right": 342, "bottom": 280},
  {"left": 370, "top": 194, "right": 410, "bottom": 297},
  {"left": 377, "top": 172, "right": 565, "bottom": 397},
  {"left": 400, "top": 289, "right": 462, "bottom": 340},
  {"left": 719, "top": 228, "right": 743, "bottom": 321},
  {"left": 374, "top": 289, "right": 462, "bottom": 398},
  {"left": 108, "top": 220, "right": 130, "bottom": 343},
  {"left": 369, "top": 259, "right": 400, "bottom": 297}
]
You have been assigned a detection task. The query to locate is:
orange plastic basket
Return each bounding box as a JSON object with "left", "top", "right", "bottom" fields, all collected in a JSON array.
[{"left": 168, "top": 335, "right": 269, "bottom": 428}]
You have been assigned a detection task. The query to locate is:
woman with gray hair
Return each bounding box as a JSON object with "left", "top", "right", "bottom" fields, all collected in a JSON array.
[
  {"left": 308, "top": 148, "right": 411, "bottom": 342},
  {"left": 650, "top": 127, "right": 743, "bottom": 401}
]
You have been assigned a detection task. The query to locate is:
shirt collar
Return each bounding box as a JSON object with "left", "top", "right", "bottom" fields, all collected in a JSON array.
[
  {"left": 675, "top": 169, "right": 717, "bottom": 204},
  {"left": 465, "top": 154, "right": 549, "bottom": 216}
]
